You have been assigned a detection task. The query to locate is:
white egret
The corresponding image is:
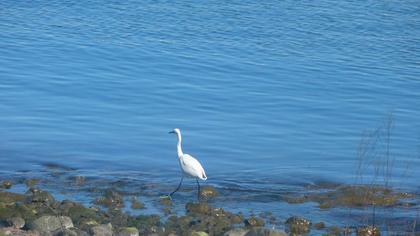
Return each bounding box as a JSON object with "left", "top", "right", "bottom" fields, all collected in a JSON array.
[{"left": 167, "top": 128, "right": 207, "bottom": 200}]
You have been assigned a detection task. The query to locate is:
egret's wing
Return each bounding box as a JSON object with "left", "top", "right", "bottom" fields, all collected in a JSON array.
[{"left": 181, "top": 154, "right": 207, "bottom": 180}]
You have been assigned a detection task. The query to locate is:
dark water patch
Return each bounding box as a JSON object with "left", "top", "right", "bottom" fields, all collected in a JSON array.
[{"left": 42, "top": 162, "right": 77, "bottom": 171}]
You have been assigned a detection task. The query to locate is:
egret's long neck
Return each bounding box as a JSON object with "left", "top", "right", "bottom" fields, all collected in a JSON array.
[{"left": 176, "top": 132, "right": 183, "bottom": 158}]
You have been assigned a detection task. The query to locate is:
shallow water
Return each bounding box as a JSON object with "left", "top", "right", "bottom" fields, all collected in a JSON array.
[{"left": 1, "top": 0, "right": 420, "bottom": 232}]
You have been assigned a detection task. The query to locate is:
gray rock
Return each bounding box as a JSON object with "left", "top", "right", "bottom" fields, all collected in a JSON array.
[
  {"left": 90, "top": 224, "right": 113, "bottom": 236},
  {"left": 245, "top": 228, "right": 287, "bottom": 236},
  {"left": 7, "top": 217, "right": 25, "bottom": 228},
  {"left": 52, "top": 228, "right": 79, "bottom": 236},
  {"left": 30, "top": 215, "right": 73, "bottom": 232},
  {"left": 116, "top": 227, "right": 139, "bottom": 236},
  {"left": 224, "top": 228, "right": 250, "bottom": 236}
]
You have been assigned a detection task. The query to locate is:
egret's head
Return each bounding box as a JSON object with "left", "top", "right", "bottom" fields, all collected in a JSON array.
[{"left": 169, "top": 128, "right": 180, "bottom": 135}]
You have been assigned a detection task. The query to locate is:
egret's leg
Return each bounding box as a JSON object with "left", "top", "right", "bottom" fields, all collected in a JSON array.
[
  {"left": 169, "top": 176, "right": 184, "bottom": 198},
  {"left": 196, "top": 179, "right": 201, "bottom": 200}
]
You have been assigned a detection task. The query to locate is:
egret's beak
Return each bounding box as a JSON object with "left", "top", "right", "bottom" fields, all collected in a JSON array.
[{"left": 168, "top": 131, "right": 175, "bottom": 134}]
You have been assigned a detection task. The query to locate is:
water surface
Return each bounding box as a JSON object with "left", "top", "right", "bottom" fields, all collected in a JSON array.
[{"left": 1, "top": 0, "right": 419, "bottom": 231}]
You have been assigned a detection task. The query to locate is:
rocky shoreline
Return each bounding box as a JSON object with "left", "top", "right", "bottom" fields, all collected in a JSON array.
[{"left": 0, "top": 179, "right": 418, "bottom": 236}]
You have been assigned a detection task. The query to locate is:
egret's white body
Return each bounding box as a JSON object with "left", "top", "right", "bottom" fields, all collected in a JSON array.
[
  {"left": 179, "top": 154, "right": 207, "bottom": 180},
  {"left": 168, "top": 128, "right": 207, "bottom": 199}
]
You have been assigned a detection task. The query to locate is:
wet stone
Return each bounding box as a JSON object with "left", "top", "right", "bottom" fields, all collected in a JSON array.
[
  {"left": 25, "top": 188, "right": 55, "bottom": 206},
  {"left": 185, "top": 202, "right": 211, "bottom": 215},
  {"left": 2, "top": 180, "right": 12, "bottom": 189},
  {"left": 285, "top": 216, "right": 311, "bottom": 235},
  {"left": 199, "top": 186, "right": 218, "bottom": 199},
  {"left": 326, "top": 226, "right": 347, "bottom": 236},
  {"left": 244, "top": 216, "right": 265, "bottom": 227},
  {"left": 94, "top": 189, "right": 124, "bottom": 209},
  {"left": 131, "top": 197, "right": 145, "bottom": 209},
  {"left": 72, "top": 176, "right": 86, "bottom": 186},
  {"left": 24, "top": 179, "right": 40, "bottom": 188},
  {"left": 314, "top": 222, "right": 326, "bottom": 230},
  {"left": 159, "top": 197, "right": 173, "bottom": 206},
  {"left": 163, "top": 207, "right": 171, "bottom": 215},
  {"left": 357, "top": 225, "right": 380, "bottom": 236},
  {"left": 7, "top": 217, "right": 25, "bottom": 229}
]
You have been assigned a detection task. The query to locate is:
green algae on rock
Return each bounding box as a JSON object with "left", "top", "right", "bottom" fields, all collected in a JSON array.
[{"left": 0, "top": 191, "right": 24, "bottom": 205}]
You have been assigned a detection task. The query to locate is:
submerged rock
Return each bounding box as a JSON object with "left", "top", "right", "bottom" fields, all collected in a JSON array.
[
  {"left": 285, "top": 216, "right": 311, "bottom": 235},
  {"left": 29, "top": 215, "right": 73, "bottom": 232},
  {"left": 24, "top": 179, "right": 40, "bottom": 188},
  {"left": 326, "top": 226, "right": 343, "bottom": 236},
  {"left": 314, "top": 222, "right": 325, "bottom": 230},
  {"left": 94, "top": 189, "right": 124, "bottom": 209},
  {"left": 71, "top": 176, "right": 86, "bottom": 186},
  {"left": 357, "top": 225, "right": 380, "bottom": 236},
  {"left": 283, "top": 185, "right": 414, "bottom": 209},
  {"left": 2, "top": 180, "right": 13, "bottom": 189},
  {"left": 199, "top": 186, "right": 218, "bottom": 199},
  {"left": 186, "top": 202, "right": 212, "bottom": 215},
  {"left": 159, "top": 197, "right": 173, "bottom": 206},
  {"left": 131, "top": 197, "right": 145, "bottom": 209}
]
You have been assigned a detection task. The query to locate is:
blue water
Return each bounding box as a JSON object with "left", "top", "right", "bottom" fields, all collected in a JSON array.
[{"left": 1, "top": 0, "right": 420, "bottom": 230}]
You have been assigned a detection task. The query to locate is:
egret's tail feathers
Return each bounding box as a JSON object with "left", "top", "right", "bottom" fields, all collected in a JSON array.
[{"left": 201, "top": 172, "right": 207, "bottom": 180}]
